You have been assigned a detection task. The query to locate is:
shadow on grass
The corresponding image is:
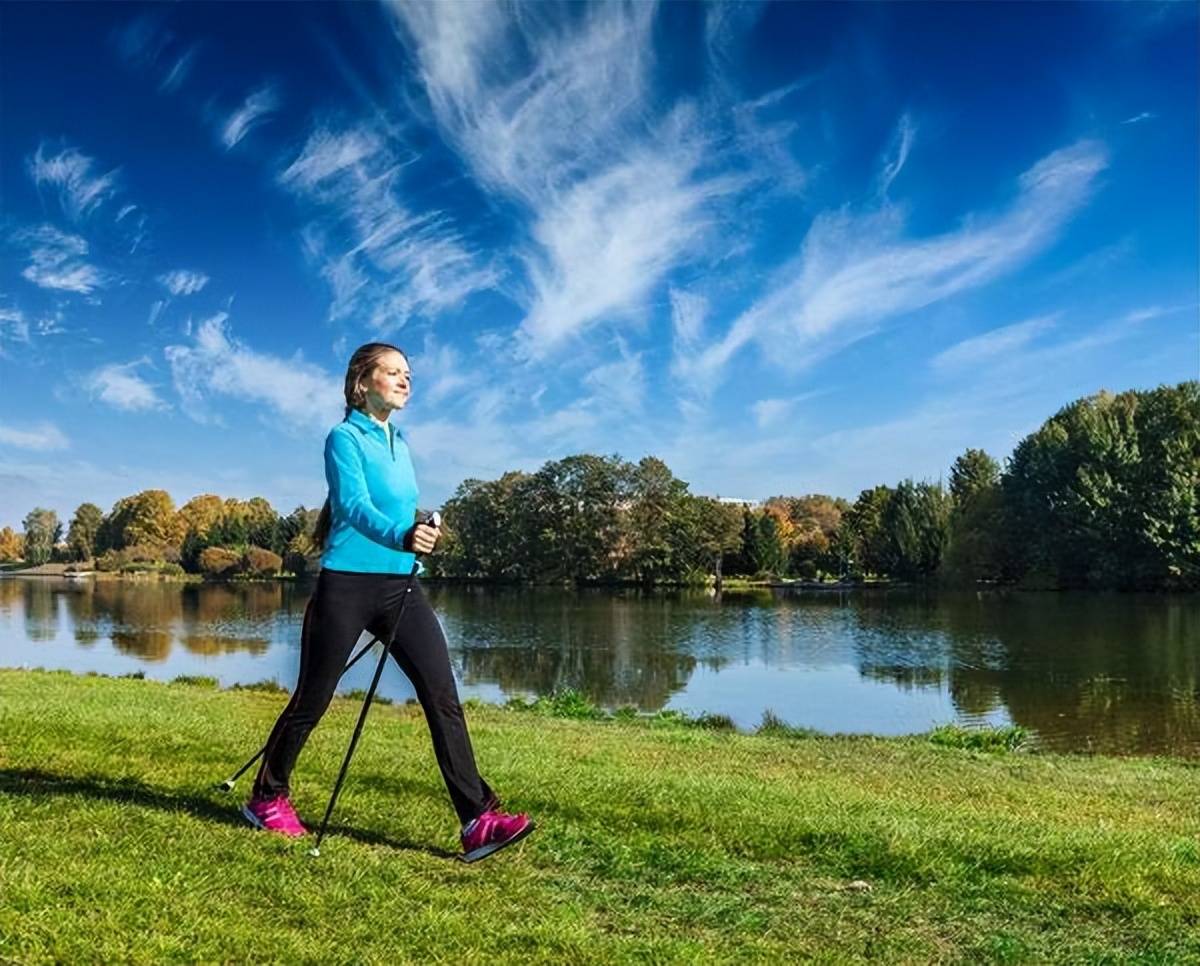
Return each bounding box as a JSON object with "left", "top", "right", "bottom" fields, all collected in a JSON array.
[{"left": 0, "top": 767, "right": 458, "bottom": 861}]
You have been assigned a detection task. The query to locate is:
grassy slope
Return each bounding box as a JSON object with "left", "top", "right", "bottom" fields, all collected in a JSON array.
[{"left": 1, "top": 669, "right": 1197, "bottom": 964}]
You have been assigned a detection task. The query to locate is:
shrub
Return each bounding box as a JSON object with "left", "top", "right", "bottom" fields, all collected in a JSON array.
[
  {"left": 283, "top": 551, "right": 308, "bottom": 576},
  {"left": 124, "top": 543, "right": 178, "bottom": 563},
  {"left": 119, "top": 561, "right": 159, "bottom": 574},
  {"left": 927, "top": 724, "right": 1028, "bottom": 753},
  {"left": 757, "top": 710, "right": 820, "bottom": 739},
  {"left": 96, "top": 549, "right": 130, "bottom": 572},
  {"left": 793, "top": 559, "right": 819, "bottom": 581},
  {"left": 532, "top": 689, "right": 606, "bottom": 720},
  {"left": 242, "top": 546, "right": 283, "bottom": 577},
  {"left": 230, "top": 679, "right": 288, "bottom": 694},
  {"left": 198, "top": 546, "right": 241, "bottom": 577},
  {"left": 692, "top": 712, "right": 737, "bottom": 731},
  {"left": 171, "top": 675, "right": 218, "bottom": 688},
  {"left": 344, "top": 689, "right": 394, "bottom": 706}
]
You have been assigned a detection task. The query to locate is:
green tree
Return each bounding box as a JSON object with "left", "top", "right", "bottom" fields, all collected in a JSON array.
[
  {"left": 941, "top": 449, "right": 1003, "bottom": 585},
  {"left": 244, "top": 497, "right": 281, "bottom": 554},
  {"left": 882, "top": 480, "right": 951, "bottom": 580},
  {"left": 626, "top": 457, "right": 690, "bottom": 584},
  {"left": 836, "top": 485, "right": 892, "bottom": 578},
  {"left": 950, "top": 448, "right": 1000, "bottom": 503},
  {"left": 738, "top": 508, "right": 786, "bottom": 577},
  {"left": 22, "top": 508, "right": 61, "bottom": 565},
  {"left": 525, "top": 455, "right": 631, "bottom": 582},
  {"left": 1003, "top": 383, "right": 1200, "bottom": 589},
  {"left": 66, "top": 503, "right": 103, "bottom": 562},
  {"left": 685, "top": 497, "right": 744, "bottom": 589},
  {"left": 442, "top": 471, "right": 534, "bottom": 580}
]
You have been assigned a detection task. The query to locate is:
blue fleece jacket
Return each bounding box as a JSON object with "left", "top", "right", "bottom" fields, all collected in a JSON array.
[{"left": 319, "top": 408, "right": 420, "bottom": 575}]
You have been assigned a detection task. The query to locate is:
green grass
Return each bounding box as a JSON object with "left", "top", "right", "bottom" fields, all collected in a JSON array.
[{"left": 1, "top": 669, "right": 1198, "bottom": 964}]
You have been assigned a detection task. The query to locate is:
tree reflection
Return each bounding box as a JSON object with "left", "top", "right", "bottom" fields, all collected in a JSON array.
[
  {"left": 432, "top": 586, "right": 700, "bottom": 711},
  {"left": 21, "top": 580, "right": 61, "bottom": 642},
  {"left": 844, "top": 590, "right": 1200, "bottom": 754}
]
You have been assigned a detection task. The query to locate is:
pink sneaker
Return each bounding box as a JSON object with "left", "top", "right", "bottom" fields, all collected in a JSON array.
[
  {"left": 460, "top": 809, "right": 535, "bottom": 864},
  {"left": 242, "top": 794, "right": 307, "bottom": 838}
]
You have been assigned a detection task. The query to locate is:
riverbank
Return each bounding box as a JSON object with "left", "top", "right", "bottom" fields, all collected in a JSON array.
[
  {"left": 0, "top": 562, "right": 874, "bottom": 590},
  {"left": 1, "top": 669, "right": 1197, "bottom": 963}
]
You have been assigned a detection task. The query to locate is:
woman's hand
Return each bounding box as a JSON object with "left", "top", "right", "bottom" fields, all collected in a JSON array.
[{"left": 408, "top": 522, "right": 441, "bottom": 554}]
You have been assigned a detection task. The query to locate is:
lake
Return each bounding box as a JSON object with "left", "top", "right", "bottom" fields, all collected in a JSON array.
[{"left": 2, "top": 576, "right": 1197, "bottom": 756}]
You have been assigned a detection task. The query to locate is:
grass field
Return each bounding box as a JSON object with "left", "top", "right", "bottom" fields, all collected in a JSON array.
[{"left": 1, "top": 668, "right": 1197, "bottom": 964}]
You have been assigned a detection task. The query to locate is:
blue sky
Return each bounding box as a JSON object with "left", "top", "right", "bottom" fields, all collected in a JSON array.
[{"left": 1, "top": 1, "right": 1196, "bottom": 529}]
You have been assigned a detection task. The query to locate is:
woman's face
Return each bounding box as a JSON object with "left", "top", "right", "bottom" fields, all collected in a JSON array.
[{"left": 363, "top": 349, "right": 411, "bottom": 412}]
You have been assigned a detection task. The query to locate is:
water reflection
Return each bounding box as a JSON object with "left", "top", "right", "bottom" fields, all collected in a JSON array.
[
  {"left": 437, "top": 588, "right": 699, "bottom": 709},
  {"left": 846, "top": 591, "right": 1200, "bottom": 753},
  {"left": 1, "top": 577, "right": 1197, "bottom": 755}
]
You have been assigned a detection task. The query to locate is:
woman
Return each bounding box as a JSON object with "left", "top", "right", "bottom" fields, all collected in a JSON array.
[{"left": 243, "top": 342, "right": 534, "bottom": 862}]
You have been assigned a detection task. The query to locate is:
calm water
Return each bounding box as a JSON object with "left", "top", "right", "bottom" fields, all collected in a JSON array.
[{"left": 2, "top": 576, "right": 1198, "bottom": 756}]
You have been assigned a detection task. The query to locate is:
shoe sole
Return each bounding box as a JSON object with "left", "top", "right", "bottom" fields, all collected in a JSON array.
[
  {"left": 460, "top": 820, "right": 535, "bottom": 864},
  {"left": 241, "top": 804, "right": 307, "bottom": 838}
]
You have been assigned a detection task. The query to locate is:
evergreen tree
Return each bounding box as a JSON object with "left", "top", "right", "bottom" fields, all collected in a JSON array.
[{"left": 66, "top": 502, "right": 103, "bottom": 562}]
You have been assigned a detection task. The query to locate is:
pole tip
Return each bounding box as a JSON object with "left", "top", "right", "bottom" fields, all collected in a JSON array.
[
  {"left": 308, "top": 847, "right": 321, "bottom": 858},
  {"left": 218, "top": 780, "right": 235, "bottom": 792}
]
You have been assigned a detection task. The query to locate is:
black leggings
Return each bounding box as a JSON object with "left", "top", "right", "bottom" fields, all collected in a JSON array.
[{"left": 253, "top": 569, "right": 493, "bottom": 825}]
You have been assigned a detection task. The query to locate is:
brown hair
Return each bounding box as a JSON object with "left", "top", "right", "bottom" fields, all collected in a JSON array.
[{"left": 312, "top": 342, "right": 409, "bottom": 552}]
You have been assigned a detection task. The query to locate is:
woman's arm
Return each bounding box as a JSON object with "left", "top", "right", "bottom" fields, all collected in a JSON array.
[{"left": 324, "top": 428, "right": 410, "bottom": 549}]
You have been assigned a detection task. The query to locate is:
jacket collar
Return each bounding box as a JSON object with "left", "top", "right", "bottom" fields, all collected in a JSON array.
[{"left": 346, "top": 407, "right": 403, "bottom": 441}]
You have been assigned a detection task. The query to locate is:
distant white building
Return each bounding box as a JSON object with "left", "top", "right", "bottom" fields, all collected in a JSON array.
[{"left": 710, "top": 496, "right": 759, "bottom": 508}]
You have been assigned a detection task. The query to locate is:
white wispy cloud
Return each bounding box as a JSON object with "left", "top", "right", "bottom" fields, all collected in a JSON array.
[
  {"left": 1121, "top": 111, "right": 1156, "bottom": 125},
  {"left": 35, "top": 311, "right": 66, "bottom": 337},
  {"left": 112, "top": 15, "right": 198, "bottom": 93},
  {"left": 931, "top": 315, "right": 1058, "bottom": 371},
  {"left": 164, "top": 314, "right": 344, "bottom": 427},
  {"left": 158, "top": 270, "right": 210, "bottom": 296},
  {"left": 726, "top": 80, "right": 812, "bottom": 198},
  {"left": 280, "top": 128, "right": 384, "bottom": 192},
  {"left": 686, "top": 140, "right": 1109, "bottom": 388},
  {"left": 280, "top": 123, "right": 498, "bottom": 331},
  {"left": 0, "top": 421, "right": 69, "bottom": 452},
  {"left": 1123, "top": 305, "right": 1172, "bottom": 324},
  {"left": 85, "top": 359, "right": 167, "bottom": 412},
  {"left": 410, "top": 337, "right": 472, "bottom": 406},
  {"left": 670, "top": 288, "right": 709, "bottom": 359},
  {"left": 581, "top": 340, "right": 645, "bottom": 414},
  {"left": 752, "top": 398, "right": 792, "bottom": 429},
  {"left": 390, "top": 1, "right": 737, "bottom": 355},
  {"left": 0, "top": 306, "right": 31, "bottom": 346},
  {"left": 519, "top": 137, "right": 732, "bottom": 352},
  {"left": 18, "top": 225, "right": 107, "bottom": 295},
  {"left": 877, "top": 112, "right": 916, "bottom": 197},
  {"left": 27, "top": 143, "right": 120, "bottom": 222},
  {"left": 705, "top": 0, "right": 768, "bottom": 77},
  {"left": 161, "top": 45, "right": 198, "bottom": 92},
  {"left": 221, "top": 84, "right": 280, "bottom": 149}
]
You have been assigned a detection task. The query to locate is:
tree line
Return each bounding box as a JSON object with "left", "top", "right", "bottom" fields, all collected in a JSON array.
[
  {"left": 3, "top": 382, "right": 1195, "bottom": 589},
  {"left": 3, "top": 494, "right": 320, "bottom": 579},
  {"left": 430, "top": 382, "right": 1198, "bottom": 591}
]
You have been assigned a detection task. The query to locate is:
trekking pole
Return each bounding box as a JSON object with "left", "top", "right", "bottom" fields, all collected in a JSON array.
[
  {"left": 309, "top": 511, "right": 439, "bottom": 858},
  {"left": 216, "top": 635, "right": 382, "bottom": 793}
]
